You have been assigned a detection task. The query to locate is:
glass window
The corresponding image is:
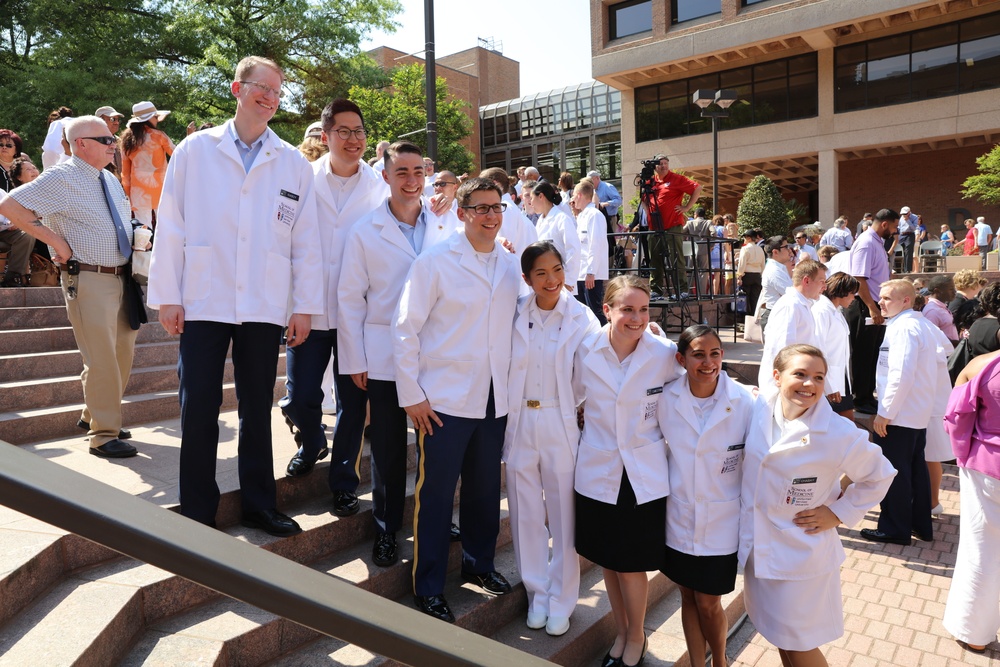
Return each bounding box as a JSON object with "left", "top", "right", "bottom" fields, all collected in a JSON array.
[
  {"left": 911, "top": 24, "right": 959, "bottom": 101},
  {"left": 673, "top": 0, "right": 722, "bottom": 24},
  {"left": 865, "top": 34, "right": 911, "bottom": 107},
  {"left": 484, "top": 151, "right": 506, "bottom": 170},
  {"left": 595, "top": 132, "right": 622, "bottom": 186},
  {"left": 511, "top": 147, "right": 534, "bottom": 173},
  {"left": 536, "top": 142, "right": 560, "bottom": 184},
  {"left": 960, "top": 13, "right": 1000, "bottom": 92},
  {"left": 483, "top": 117, "right": 495, "bottom": 147},
  {"left": 565, "top": 137, "right": 591, "bottom": 179},
  {"left": 610, "top": 0, "right": 653, "bottom": 40}
]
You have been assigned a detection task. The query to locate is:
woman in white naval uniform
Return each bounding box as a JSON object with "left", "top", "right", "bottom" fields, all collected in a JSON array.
[
  {"left": 574, "top": 275, "right": 682, "bottom": 667},
  {"left": 811, "top": 272, "right": 859, "bottom": 419},
  {"left": 531, "top": 182, "right": 580, "bottom": 294},
  {"left": 740, "top": 344, "right": 895, "bottom": 667},
  {"left": 505, "top": 241, "right": 599, "bottom": 637},
  {"left": 658, "top": 325, "right": 754, "bottom": 667}
]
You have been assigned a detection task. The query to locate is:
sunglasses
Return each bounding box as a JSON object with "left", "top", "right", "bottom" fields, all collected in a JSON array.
[
  {"left": 433, "top": 181, "right": 459, "bottom": 188},
  {"left": 0, "top": 143, "right": 15, "bottom": 149},
  {"left": 82, "top": 136, "right": 117, "bottom": 146}
]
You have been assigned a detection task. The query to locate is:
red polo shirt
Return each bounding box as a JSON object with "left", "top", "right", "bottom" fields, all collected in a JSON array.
[{"left": 651, "top": 171, "right": 698, "bottom": 231}]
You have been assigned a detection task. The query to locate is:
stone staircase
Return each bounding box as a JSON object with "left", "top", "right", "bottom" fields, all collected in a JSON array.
[{"left": 0, "top": 285, "right": 750, "bottom": 666}]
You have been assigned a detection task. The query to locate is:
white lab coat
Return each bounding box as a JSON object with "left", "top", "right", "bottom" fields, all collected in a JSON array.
[
  {"left": 738, "top": 388, "right": 896, "bottom": 580},
  {"left": 504, "top": 291, "right": 600, "bottom": 460},
  {"left": 337, "top": 202, "right": 435, "bottom": 381},
  {"left": 393, "top": 232, "right": 520, "bottom": 418},
  {"left": 423, "top": 203, "right": 462, "bottom": 250},
  {"left": 576, "top": 204, "right": 609, "bottom": 281},
  {"left": 811, "top": 295, "right": 851, "bottom": 396},
  {"left": 573, "top": 328, "right": 682, "bottom": 505},
  {"left": 658, "top": 372, "right": 755, "bottom": 556},
  {"left": 309, "top": 156, "right": 388, "bottom": 331},
  {"left": 876, "top": 309, "right": 954, "bottom": 429},
  {"left": 501, "top": 193, "right": 539, "bottom": 256},
  {"left": 504, "top": 291, "right": 599, "bottom": 619},
  {"left": 534, "top": 207, "right": 581, "bottom": 292},
  {"left": 148, "top": 120, "right": 324, "bottom": 325},
  {"left": 759, "top": 286, "right": 817, "bottom": 388}
]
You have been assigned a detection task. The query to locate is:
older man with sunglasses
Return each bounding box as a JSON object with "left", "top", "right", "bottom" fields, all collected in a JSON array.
[{"left": 0, "top": 116, "right": 140, "bottom": 458}]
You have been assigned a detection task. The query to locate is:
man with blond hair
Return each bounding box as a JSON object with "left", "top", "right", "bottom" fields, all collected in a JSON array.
[
  {"left": 861, "top": 279, "right": 952, "bottom": 546},
  {"left": 149, "top": 56, "right": 324, "bottom": 536},
  {"left": 758, "top": 258, "right": 826, "bottom": 388}
]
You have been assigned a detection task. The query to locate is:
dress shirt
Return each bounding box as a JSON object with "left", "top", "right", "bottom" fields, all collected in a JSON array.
[
  {"left": 228, "top": 123, "right": 265, "bottom": 173},
  {"left": 524, "top": 300, "right": 562, "bottom": 401},
  {"left": 760, "top": 258, "right": 792, "bottom": 308},
  {"left": 737, "top": 242, "right": 765, "bottom": 277},
  {"left": 388, "top": 200, "right": 427, "bottom": 253},
  {"left": 8, "top": 156, "right": 132, "bottom": 266},
  {"left": 819, "top": 227, "right": 853, "bottom": 252},
  {"left": 922, "top": 297, "right": 958, "bottom": 341},
  {"left": 898, "top": 212, "right": 917, "bottom": 235},
  {"left": 595, "top": 180, "right": 622, "bottom": 217},
  {"left": 849, "top": 228, "right": 891, "bottom": 302}
]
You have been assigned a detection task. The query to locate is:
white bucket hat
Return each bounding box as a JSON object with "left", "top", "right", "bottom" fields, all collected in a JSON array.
[{"left": 130, "top": 101, "right": 171, "bottom": 123}]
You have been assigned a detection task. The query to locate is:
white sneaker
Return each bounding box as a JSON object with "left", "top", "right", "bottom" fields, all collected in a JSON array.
[
  {"left": 545, "top": 615, "right": 570, "bottom": 636},
  {"left": 931, "top": 503, "right": 944, "bottom": 516},
  {"left": 526, "top": 611, "right": 547, "bottom": 630}
]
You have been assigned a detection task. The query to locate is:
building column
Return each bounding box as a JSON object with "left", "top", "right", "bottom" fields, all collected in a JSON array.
[{"left": 818, "top": 149, "right": 839, "bottom": 228}]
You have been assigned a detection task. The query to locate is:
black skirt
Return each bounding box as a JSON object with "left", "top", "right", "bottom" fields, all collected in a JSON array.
[
  {"left": 661, "top": 545, "right": 738, "bottom": 596},
  {"left": 575, "top": 470, "right": 666, "bottom": 572}
]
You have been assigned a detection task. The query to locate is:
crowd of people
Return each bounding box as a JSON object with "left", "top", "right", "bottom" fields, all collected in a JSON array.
[{"left": 2, "top": 53, "right": 1000, "bottom": 667}]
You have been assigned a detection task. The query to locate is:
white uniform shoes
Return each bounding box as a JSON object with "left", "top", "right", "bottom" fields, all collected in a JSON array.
[{"left": 545, "top": 615, "right": 570, "bottom": 636}]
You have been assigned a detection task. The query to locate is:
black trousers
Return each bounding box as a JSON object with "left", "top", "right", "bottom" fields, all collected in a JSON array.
[
  {"left": 875, "top": 425, "right": 933, "bottom": 540},
  {"left": 741, "top": 272, "right": 762, "bottom": 316},
  {"left": 367, "top": 379, "right": 410, "bottom": 535},
  {"left": 846, "top": 298, "right": 885, "bottom": 412}
]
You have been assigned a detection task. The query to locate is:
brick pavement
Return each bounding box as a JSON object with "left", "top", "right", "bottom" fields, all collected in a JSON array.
[{"left": 728, "top": 463, "right": 999, "bottom": 667}]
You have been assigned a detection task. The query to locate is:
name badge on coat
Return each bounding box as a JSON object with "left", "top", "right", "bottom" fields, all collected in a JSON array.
[{"left": 273, "top": 189, "right": 300, "bottom": 227}]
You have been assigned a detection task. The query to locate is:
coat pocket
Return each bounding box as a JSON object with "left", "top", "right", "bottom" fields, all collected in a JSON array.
[
  {"left": 264, "top": 252, "right": 291, "bottom": 308},
  {"left": 181, "top": 246, "right": 211, "bottom": 301}
]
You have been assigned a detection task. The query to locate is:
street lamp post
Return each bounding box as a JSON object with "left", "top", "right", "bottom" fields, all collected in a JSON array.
[{"left": 692, "top": 89, "right": 738, "bottom": 215}]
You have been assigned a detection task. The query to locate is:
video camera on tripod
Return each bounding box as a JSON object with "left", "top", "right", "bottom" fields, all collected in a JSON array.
[{"left": 635, "top": 158, "right": 660, "bottom": 198}]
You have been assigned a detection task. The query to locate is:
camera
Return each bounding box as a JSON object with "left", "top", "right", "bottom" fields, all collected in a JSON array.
[{"left": 635, "top": 158, "right": 660, "bottom": 196}]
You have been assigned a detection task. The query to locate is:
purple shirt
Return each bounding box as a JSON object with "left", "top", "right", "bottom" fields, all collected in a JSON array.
[{"left": 849, "top": 228, "right": 891, "bottom": 302}]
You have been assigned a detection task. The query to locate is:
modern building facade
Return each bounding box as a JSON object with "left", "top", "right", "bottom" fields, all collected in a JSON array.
[
  {"left": 592, "top": 0, "right": 1000, "bottom": 228},
  {"left": 480, "top": 81, "right": 624, "bottom": 189}
]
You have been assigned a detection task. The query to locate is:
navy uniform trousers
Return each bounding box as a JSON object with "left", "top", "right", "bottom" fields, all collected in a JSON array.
[
  {"left": 367, "top": 379, "right": 410, "bottom": 535},
  {"left": 875, "top": 425, "right": 933, "bottom": 540},
  {"left": 412, "top": 386, "right": 506, "bottom": 597},
  {"left": 280, "top": 328, "right": 368, "bottom": 493},
  {"left": 177, "top": 320, "right": 282, "bottom": 524}
]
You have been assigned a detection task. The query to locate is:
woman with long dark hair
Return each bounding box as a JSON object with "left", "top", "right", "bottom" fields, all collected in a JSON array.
[{"left": 121, "top": 101, "right": 175, "bottom": 227}]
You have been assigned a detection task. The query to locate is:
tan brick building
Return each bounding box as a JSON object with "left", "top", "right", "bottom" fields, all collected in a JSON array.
[
  {"left": 592, "top": 0, "right": 1000, "bottom": 229},
  {"left": 367, "top": 45, "right": 520, "bottom": 171}
]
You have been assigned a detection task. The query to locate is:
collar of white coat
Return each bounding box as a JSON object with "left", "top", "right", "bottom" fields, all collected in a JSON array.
[
  {"left": 759, "top": 384, "right": 834, "bottom": 446},
  {"left": 216, "top": 119, "right": 280, "bottom": 168},
  {"left": 783, "top": 284, "right": 817, "bottom": 305},
  {"left": 373, "top": 198, "right": 423, "bottom": 258},
  {"left": 314, "top": 156, "right": 379, "bottom": 209},
  {"left": 669, "top": 370, "right": 742, "bottom": 432},
  {"left": 585, "top": 324, "right": 662, "bottom": 389}
]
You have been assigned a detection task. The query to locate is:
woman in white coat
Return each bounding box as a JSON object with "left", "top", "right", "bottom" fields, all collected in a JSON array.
[
  {"left": 531, "top": 182, "right": 581, "bottom": 293},
  {"left": 505, "top": 241, "right": 600, "bottom": 636},
  {"left": 811, "top": 271, "right": 858, "bottom": 420},
  {"left": 740, "top": 344, "right": 896, "bottom": 667},
  {"left": 658, "top": 325, "right": 754, "bottom": 667},
  {"left": 574, "top": 274, "right": 682, "bottom": 667}
]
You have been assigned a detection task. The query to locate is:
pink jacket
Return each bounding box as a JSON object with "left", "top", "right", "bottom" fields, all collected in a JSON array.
[{"left": 943, "top": 353, "right": 1000, "bottom": 480}]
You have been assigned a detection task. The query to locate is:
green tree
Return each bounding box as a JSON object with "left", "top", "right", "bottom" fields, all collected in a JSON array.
[
  {"left": 350, "top": 63, "right": 475, "bottom": 175},
  {"left": 737, "top": 174, "right": 788, "bottom": 238},
  {"left": 961, "top": 144, "right": 1000, "bottom": 206}
]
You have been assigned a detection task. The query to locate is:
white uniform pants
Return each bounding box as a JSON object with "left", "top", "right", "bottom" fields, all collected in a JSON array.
[
  {"left": 944, "top": 467, "right": 1000, "bottom": 646},
  {"left": 505, "top": 406, "right": 579, "bottom": 618}
]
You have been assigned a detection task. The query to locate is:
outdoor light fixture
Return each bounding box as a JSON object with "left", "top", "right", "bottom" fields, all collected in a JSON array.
[{"left": 692, "top": 88, "right": 739, "bottom": 213}]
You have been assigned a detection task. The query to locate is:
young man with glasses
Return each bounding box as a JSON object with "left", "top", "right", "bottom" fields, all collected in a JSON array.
[
  {"left": 149, "top": 56, "right": 324, "bottom": 536},
  {"left": 393, "top": 177, "right": 520, "bottom": 623},
  {"left": 794, "top": 228, "right": 819, "bottom": 264},
  {"left": 95, "top": 106, "right": 125, "bottom": 178},
  {"left": 758, "top": 235, "right": 795, "bottom": 338},
  {"left": 0, "top": 116, "right": 139, "bottom": 458}
]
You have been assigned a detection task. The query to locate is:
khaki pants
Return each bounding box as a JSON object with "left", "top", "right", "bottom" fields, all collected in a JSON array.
[{"left": 63, "top": 271, "right": 138, "bottom": 447}]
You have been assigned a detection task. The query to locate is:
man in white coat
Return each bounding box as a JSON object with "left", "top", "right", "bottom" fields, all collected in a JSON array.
[
  {"left": 149, "top": 56, "right": 324, "bottom": 536},
  {"left": 337, "top": 141, "right": 432, "bottom": 568},
  {"left": 572, "top": 179, "right": 609, "bottom": 324},
  {"left": 861, "top": 279, "right": 953, "bottom": 546},
  {"left": 393, "top": 177, "right": 521, "bottom": 623},
  {"left": 758, "top": 235, "right": 795, "bottom": 337},
  {"left": 758, "top": 259, "right": 826, "bottom": 388},
  {"left": 481, "top": 166, "right": 538, "bottom": 257},
  {"left": 276, "top": 98, "right": 388, "bottom": 523}
]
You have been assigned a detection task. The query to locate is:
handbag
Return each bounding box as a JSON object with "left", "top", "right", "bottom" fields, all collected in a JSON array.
[
  {"left": 131, "top": 250, "right": 151, "bottom": 286},
  {"left": 27, "top": 253, "right": 60, "bottom": 287},
  {"left": 947, "top": 337, "right": 972, "bottom": 386}
]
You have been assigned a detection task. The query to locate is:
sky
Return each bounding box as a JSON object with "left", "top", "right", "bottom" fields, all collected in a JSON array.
[{"left": 360, "top": 0, "right": 595, "bottom": 98}]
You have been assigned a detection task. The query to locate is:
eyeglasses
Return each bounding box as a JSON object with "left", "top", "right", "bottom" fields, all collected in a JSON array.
[
  {"left": 239, "top": 80, "right": 285, "bottom": 99},
  {"left": 82, "top": 136, "right": 117, "bottom": 146},
  {"left": 331, "top": 127, "right": 366, "bottom": 140},
  {"left": 433, "top": 181, "right": 458, "bottom": 188},
  {"left": 0, "top": 143, "right": 14, "bottom": 149},
  {"left": 460, "top": 203, "right": 507, "bottom": 215},
  {"left": 795, "top": 236, "right": 806, "bottom": 240}
]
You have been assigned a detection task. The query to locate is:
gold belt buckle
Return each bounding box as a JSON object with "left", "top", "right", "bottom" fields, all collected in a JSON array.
[{"left": 526, "top": 400, "right": 541, "bottom": 409}]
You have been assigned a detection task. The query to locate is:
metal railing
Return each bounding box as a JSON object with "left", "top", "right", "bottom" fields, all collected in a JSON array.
[{"left": 0, "top": 442, "right": 554, "bottom": 667}]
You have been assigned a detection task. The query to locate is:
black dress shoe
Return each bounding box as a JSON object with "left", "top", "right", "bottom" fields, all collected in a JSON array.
[
  {"left": 911, "top": 529, "right": 933, "bottom": 542},
  {"left": 414, "top": 594, "right": 455, "bottom": 623},
  {"left": 89, "top": 439, "right": 138, "bottom": 459},
  {"left": 860, "top": 528, "right": 910, "bottom": 545},
  {"left": 372, "top": 532, "right": 398, "bottom": 567},
  {"left": 332, "top": 490, "right": 360, "bottom": 517},
  {"left": 285, "top": 447, "right": 330, "bottom": 477},
  {"left": 241, "top": 509, "right": 302, "bottom": 537},
  {"left": 601, "top": 649, "right": 623, "bottom": 667},
  {"left": 78, "top": 419, "right": 131, "bottom": 440},
  {"left": 461, "top": 570, "right": 511, "bottom": 596},
  {"left": 450, "top": 522, "right": 461, "bottom": 542}
]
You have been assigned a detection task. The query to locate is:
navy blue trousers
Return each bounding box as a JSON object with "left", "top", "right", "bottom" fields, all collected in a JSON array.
[
  {"left": 178, "top": 320, "right": 281, "bottom": 524},
  {"left": 576, "top": 279, "right": 607, "bottom": 325},
  {"left": 280, "top": 328, "right": 368, "bottom": 493},
  {"left": 875, "top": 425, "right": 933, "bottom": 540},
  {"left": 368, "top": 379, "right": 410, "bottom": 535},
  {"left": 412, "top": 388, "right": 506, "bottom": 597}
]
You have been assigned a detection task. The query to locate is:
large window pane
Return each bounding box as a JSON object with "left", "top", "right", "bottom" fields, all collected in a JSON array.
[
  {"left": 595, "top": 132, "right": 622, "bottom": 185},
  {"left": 484, "top": 151, "right": 506, "bottom": 170},
  {"left": 610, "top": 0, "right": 652, "bottom": 40},
  {"left": 536, "top": 142, "right": 560, "bottom": 184},
  {"left": 659, "top": 96, "right": 690, "bottom": 137},
  {"left": 565, "top": 138, "right": 591, "bottom": 179},
  {"left": 911, "top": 24, "right": 958, "bottom": 100},
  {"left": 753, "top": 77, "right": 788, "bottom": 124},
  {"left": 673, "top": 0, "right": 722, "bottom": 24},
  {"left": 787, "top": 72, "right": 818, "bottom": 119},
  {"left": 960, "top": 16, "right": 1000, "bottom": 93}
]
